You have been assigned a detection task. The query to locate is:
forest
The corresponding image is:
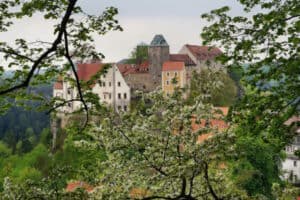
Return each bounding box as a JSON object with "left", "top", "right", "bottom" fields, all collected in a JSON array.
[{"left": 0, "top": 0, "right": 299, "bottom": 199}]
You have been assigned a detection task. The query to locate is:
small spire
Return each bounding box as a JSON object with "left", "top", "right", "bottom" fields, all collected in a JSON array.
[{"left": 150, "top": 34, "right": 168, "bottom": 46}]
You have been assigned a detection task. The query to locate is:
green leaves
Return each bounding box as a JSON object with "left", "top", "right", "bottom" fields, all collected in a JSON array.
[
  {"left": 0, "top": 0, "right": 122, "bottom": 115},
  {"left": 202, "top": 0, "right": 300, "bottom": 198}
]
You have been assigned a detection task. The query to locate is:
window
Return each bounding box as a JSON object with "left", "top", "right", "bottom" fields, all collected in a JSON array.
[
  {"left": 124, "top": 93, "right": 127, "bottom": 99},
  {"left": 118, "top": 82, "right": 121, "bottom": 87},
  {"left": 109, "top": 93, "right": 111, "bottom": 99},
  {"left": 103, "top": 82, "right": 106, "bottom": 87},
  {"left": 104, "top": 94, "right": 106, "bottom": 100},
  {"left": 56, "top": 92, "right": 62, "bottom": 98},
  {"left": 103, "top": 74, "right": 106, "bottom": 78},
  {"left": 98, "top": 81, "right": 102, "bottom": 87},
  {"left": 118, "top": 93, "right": 121, "bottom": 99},
  {"left": 124, "top": 105, "right": 127, "bottom": 111},
  {"left": 167, "top": 72, "right": 169, "bottom": 76},
  {"left": 175, "top": 72, "right": 178, "bottom": 76},
  {"left": 297, "top": 136, "right": 300, "bottom": 143},
  {"left": 109, "top": 82, "right": 111, "bottom": 87},
  {"left": 166, "top": 80, "right": 169, "bottom": 85},
  {"left": 294, "top": 160, "right": 297, "bottom": 167}
]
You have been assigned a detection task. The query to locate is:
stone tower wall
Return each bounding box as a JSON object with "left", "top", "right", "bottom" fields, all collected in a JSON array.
[{"left": 148, "top": 45, "right": 169, "bottom": 86}]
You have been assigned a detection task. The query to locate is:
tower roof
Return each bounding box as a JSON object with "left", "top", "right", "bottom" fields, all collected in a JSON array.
[{"left": 150, "top": 34, "right": 168, "bottom": 46}]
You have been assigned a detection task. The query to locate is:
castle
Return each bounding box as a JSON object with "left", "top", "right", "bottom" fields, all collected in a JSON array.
[
  {"left": 117, "top": 34, "right": 223, "bottom": 93},
  {"left": 53, "top": 34, "right": 223, "bottom": 113}
]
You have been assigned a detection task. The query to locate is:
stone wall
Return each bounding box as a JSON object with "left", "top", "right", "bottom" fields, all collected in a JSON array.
[
  {"left": 148, "top": 45, "right": 170, "bottom": 87},
  {"left": 124, "top": 73, "right": 157, "bottom": 92}
]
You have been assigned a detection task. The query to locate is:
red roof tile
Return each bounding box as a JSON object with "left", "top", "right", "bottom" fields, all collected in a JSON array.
[
  {"left": 162, "top": 61, "right": 185, "bottom": 71},
  {"left": 191, "top": 107, "right": 229, "bottom": 143},
  {"left": 53, "top": 81, "right": 63, "bottom": 90},
  {"left": 130, "top": 188, "right": 151, "bottom": 199},
  {"left": 169, "top": 54, "right": 195, "bottom": 66},
  {"left": 66, "top": 181, "right": 94, "bottom": 193},
  {"left": 284, "top": 116, "right": 300, "bottom": 126},
  {"left": 117, "top": 61, "right": 149, "bottom": 76},
  {"left": 185, "top": 45, "right": 222, "bottom": 61},
  {"left": 53, "top": 76, "right": 63, "bottom": 89},
  {"left": 77, "top": 63, "right": 105, "bottom": 81},
  {"left": 117, "top": 64, "right": 134, "bottom": 75}
]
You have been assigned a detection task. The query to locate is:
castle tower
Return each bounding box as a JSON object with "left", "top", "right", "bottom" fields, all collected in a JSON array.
[{"left": 148, "top": 34, "right": 170, "bottom": 86}]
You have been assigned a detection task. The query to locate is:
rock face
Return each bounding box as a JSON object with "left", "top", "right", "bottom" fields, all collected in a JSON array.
[{"left": 148, "top": 34, "right": 170, "bottom": 87}]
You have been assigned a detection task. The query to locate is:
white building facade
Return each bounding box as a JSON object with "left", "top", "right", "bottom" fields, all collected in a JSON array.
[
  {"left": 281, "top": 117, "right": 300, "bottom": 185},
  {"left": 53, "top": 63, "right": 130, "bottom": 113}
]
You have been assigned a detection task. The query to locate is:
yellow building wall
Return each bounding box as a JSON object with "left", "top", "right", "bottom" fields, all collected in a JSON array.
[{"left": 162, "top": 70, "right": 186, "bottom": 96}]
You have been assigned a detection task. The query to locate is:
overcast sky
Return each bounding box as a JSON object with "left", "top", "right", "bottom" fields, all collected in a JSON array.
[{"left": 0, "top": 0, "right": 245, "bottom": 63}]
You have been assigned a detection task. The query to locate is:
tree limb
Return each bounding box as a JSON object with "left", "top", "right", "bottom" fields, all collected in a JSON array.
[
  {"left": 63, "top": 29, "right": 89, "bottom": 131},
  {"left": 0, "top": 48, "right": 35, "bottom": 62},
  {"left": 0, "top": 0, "right": 78, "bottom": 95},
  {"left": 46, "top": 98, "right": 81, "bottom": 114},
  {"left": 203, "top": 162, "right": 222, "bottom": 200}
]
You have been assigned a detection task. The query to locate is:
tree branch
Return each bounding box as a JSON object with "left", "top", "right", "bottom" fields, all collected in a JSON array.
[
  {"left": 46, "top": 98, "right": 81, "bottom": 114},
  {"left": 0, "top": 0, "right": 78, "bottom": 95},
  {"left": 284, "top": 14, "right": 300, "bottom": 21},
  {"left": 203, "top": 162, "right": 222, "bottom": 200},
  {"left": 0, "top": 48, "right": 35, "bottom": 62},
  {"left": 117, "top": 128, "right": 168, "bottom": 176},
  {"left": 180, "top": 176, "right": 187, "bottom": 196},
  {"left": 63, "top": 29, "right": 89, "bottom": 131},
  {"left": 141, "top": 196, "right": 173, "bottom": 200}
]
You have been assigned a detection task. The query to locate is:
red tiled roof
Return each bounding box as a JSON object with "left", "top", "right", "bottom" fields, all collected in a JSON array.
[
  {"left": 169, "top": 54, "right": 195, "bottom": 66},
  {"left": 162, "top": 61, "right": 185, "bottom": 71},
  {"left": 54, "top": 81, "right": 63, "bottom": 90},
  {"left": 138, "top": 60, "right": 149, "bottom": 72},
  {"left": 215, "top": 107, "right": 229, "bottom": 116},
  {"left": 117, "top": 61, "right": 149, "bottom": 76},
  {"left": 197, "top": 133, "right": 213, "bottom": 143},
  {"left": 191, "top": 107, "right": 229, "bottom": 143},
  {"left": 284, "top": 116, "right": 300, "bottom": 126},
  {"left": 191, "top": 119, "right": 229, "bottom": 133},
  {"left": 77, "top": 63, "right": 105, "bottom": 81},
  {"left": 66, "top": 181, "right": 94, "bottom": 193},
  {"left": 117, "top": 64, "right": 134, "bottom": 75},
  {"left": 130, "top": 188, "right": 150, "bottom": 199},
  {"left": 53, "top": 76, "right": 63, "bottom": 90},
  {"left": 185, "top": 44, "right": 222, "bottom": 61}
]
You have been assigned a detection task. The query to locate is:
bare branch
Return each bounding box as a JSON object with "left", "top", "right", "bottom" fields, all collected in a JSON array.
[
  {"left": 46, "top": 98, "right": 81, "bottom": 114},
  {"left": 284, "top": 14, "right": 300, "bottom": 21},
  {"left": 0, "top": 0, "right": 78, "bottom": 95},
  {"left": 203, "top": 162, "right": 222, "bottom": 200},
  {"left": 117, "top": 128, "right": 168, "bottom": 176},
  {"left": 63, "top": 29, "right": 89, "bottom": 131},
  {"left": 0, "top": 48, "right": 35, "bottom": 62}
]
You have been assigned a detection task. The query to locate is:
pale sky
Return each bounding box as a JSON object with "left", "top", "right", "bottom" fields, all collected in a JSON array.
[{"left": 0, "top": 0, "right": 245, "bottom": 63}]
